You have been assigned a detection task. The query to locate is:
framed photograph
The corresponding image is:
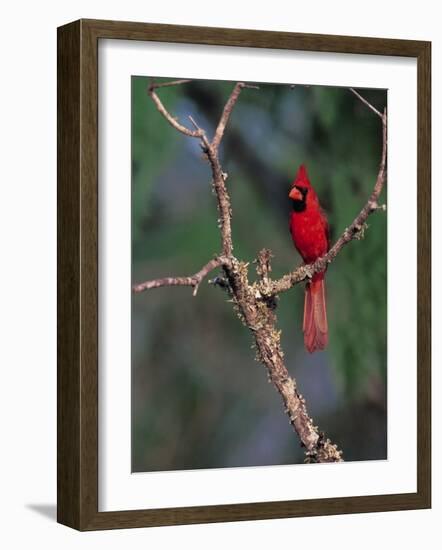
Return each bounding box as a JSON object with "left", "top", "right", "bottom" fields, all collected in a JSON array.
[{"left": 57, "top": 19, "right": 431, "bottom": 530}]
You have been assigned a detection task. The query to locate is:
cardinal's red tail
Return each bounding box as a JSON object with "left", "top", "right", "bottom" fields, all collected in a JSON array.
[{"left": 303, "top": 277, "right": 328, "bottom": 353}]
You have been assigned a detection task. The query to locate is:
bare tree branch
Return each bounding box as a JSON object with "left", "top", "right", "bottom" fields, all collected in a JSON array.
[
  {"left": 150, "top": 79, "right": 192, "bottom": 89},
  {"left": 133, "top": 256, "right": 228, "bottom": 296},
  {"left": 134, "top": 79, "right": 387, "bottom": 463},
  {"left": 206, "top": 146, "right": 234, "bottom": 257},
  {"left": 212, "top": 82, "right": 259, "bottom": 151},
  {"left": 350, "top": 87, "right": 384, "bottom": 119},
  {"left": 146, "top": 80, "right": 235, "bottom": 256},
  {"left": 148, "top": 79, "right": 205, "bottom": 138},
  {"left": 190, "top": 110, "right": 234, "bottom": 256}
]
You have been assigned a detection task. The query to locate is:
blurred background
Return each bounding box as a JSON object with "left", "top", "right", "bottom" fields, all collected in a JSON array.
[{"left": 131, "top": 77, "right": 387, "bottom": 472}]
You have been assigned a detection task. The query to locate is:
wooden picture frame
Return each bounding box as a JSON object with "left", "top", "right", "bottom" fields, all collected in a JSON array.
[{"left": 57, "top": 18, "right": 431, "bottom": 530}]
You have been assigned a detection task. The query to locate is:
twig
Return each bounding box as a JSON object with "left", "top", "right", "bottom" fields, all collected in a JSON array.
[
  {"left": 189, "top": 110, "right": 234, "bottom": 256},
  {"left": 132, "top": 257, "right": 227, "bottom": 296},
  {"left": 212, "top": 82, "right": 258, "bottom": 151},
  {"left": 148, "top": 79, "right": 205, "bottom": 138},
  {"left": 150, "top": 79, "right": 192, "bottom": 89},
  {"left": 350, "top": 87, "right": 383, "bottom": 119},
  {"left": 256, "top": 248, "right": 273, "bottom": 282}
]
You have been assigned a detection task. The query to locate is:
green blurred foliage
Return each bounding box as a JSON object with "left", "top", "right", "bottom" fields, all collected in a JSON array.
[{"left": 131, "top": 77, "right": 387, "bottom": 472}]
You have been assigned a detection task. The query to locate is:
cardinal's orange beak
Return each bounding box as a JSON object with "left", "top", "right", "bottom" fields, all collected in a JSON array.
[{"left": 289, "top": 186, "right": 303, "bottom": 201}]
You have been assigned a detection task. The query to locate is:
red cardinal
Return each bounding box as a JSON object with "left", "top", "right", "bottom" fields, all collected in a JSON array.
[{"left": 289, "top": 165, "right": 330, "bottom": 353}]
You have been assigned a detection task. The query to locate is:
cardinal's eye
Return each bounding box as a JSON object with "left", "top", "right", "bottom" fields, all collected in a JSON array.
[{"left": 295, "top": 185, "right": 308, "bottom": 198}]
